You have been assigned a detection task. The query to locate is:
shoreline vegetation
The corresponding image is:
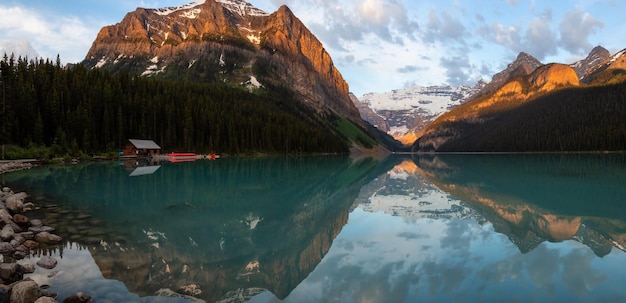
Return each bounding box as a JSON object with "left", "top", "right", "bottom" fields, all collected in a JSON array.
[{"left": 0, "top": 162, "right": 91, "bottom": 303}]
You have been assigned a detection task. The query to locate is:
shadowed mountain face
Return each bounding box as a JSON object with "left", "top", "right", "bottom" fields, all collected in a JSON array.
[
  {"left": 83, "top": 0, "right": 363, "bottom": 125},
  {"left": 413, "top": 154, "right": 626, "bottom": 256}
]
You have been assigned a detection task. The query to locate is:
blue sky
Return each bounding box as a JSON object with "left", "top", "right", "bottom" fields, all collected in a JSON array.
[{"left": 1, "top": 0, "right": 624, "bottom": 96}]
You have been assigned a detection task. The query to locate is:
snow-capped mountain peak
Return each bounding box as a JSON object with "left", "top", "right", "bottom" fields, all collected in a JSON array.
[
  {"left": 153, "top": 0, "right": 206, "bottom": 16},
  {"left": 216, "top": 0, "right": 269, "bottom": 16},
  {"left": 151, "top": 0, "right": 268, "bottom": 18},
  {"left": 355, "top": 80, "right": 486, "bottom": 143}
]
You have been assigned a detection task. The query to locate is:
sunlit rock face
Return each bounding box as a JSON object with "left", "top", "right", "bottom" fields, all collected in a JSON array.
[
  {"left": 470, "top": 52, "right": 543, "bottom": 101},
  {"left": 84, "top": 0, "right": 363, "bottom": 125},
  {"left": 473, "top": 64, "right": 578, "bottom": 110},
  {"left": 530, "top": 63, "right": 579, "bottom": 93}
]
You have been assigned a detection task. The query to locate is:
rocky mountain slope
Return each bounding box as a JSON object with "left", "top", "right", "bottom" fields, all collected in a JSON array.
[
  {"left": 571, "top": 45, "right": 610, "bottom": 79},
  {"left": 412, "top": 47, "right": 626, "bottom": 152},
  {"left": 469, "top": 52, "right": 542, "bottom": 101},
  {"left": 83, "top": 0, "right": 363, "bottom": 126},
  {"left": 354, "top": 81, "right": 486, "bottom": 145},
  {"left": 582, "top": 47, "right": 626, "bottom": 85}
]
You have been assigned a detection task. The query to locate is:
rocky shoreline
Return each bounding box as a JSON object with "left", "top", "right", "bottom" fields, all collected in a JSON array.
[
  {"left": 0, "top": 162, "right": 33, "bottom": 175},
  {"left": 0, "top": 185, "right": 91, "bottom": 303}
]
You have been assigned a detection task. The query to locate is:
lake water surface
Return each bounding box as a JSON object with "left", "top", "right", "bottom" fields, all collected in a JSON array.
[{"left": 3, "top": 154, "right": 626, "bottom": 302}]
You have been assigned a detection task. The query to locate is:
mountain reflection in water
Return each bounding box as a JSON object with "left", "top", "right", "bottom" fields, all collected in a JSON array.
[{"left": 3, "top": 154, "right": 626, "bottom": 302}]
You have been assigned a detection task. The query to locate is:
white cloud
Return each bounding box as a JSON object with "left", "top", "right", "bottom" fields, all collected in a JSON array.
[
  {"left": 477, "top": 10, "right": 557, "bottom": 61},
  {"left": 486, "top": 23, "right": 522, "bottom": 53},
  {"left": 422, "top": 10, "right": 466, "bottom": 44},
  {"left": 524, "top": 10, "right": 558, "bottom": 60},
  {"left": 0, "top": 40, "right": 39, "bottom": 59},
  {"left": 0, "top": 4, "right": 101, "bottom": 63},
  {"left": 559, "top": 8, "right": 604, "bottom": 55}
]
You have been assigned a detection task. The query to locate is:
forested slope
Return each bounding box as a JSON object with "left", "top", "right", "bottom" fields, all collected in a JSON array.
[{"left": 0, "top": 55, "right": 364, "bottom": 157}]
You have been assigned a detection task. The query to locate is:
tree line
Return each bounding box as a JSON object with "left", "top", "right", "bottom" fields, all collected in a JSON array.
[{"left": 0, "top": 54, "right": 349, "bottom": 158}]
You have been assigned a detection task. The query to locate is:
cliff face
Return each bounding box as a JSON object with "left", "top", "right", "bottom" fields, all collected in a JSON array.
[
  {"left": 83, "top": 0, "right": 363, "bottom": 125},
  {"left": 530, "top": 63, "right": 579, "bottom": 92},
  {"left": 258, "top": 6, "right": 357, "bottom": 120}
]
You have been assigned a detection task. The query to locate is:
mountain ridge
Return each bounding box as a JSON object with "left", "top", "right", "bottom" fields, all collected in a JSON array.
[
  {"left": 83, "top": 0, "right": 364, "bottom": 127},
  {"left": 411, "top": 46, "right": 626, "bottom": 152}
]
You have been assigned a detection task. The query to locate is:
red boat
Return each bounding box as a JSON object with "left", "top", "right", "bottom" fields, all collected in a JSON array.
[
  {"left": 167, "top": 153, "right": 197, "bottom": 157},
  {"left": 167, "top": 153, "right": 200, "bottom": 162}
]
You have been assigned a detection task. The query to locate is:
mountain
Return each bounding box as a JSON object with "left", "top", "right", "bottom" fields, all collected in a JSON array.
[
  {"left": 349, "top": 93, "right": 388, "bottom": 133},
  {"left": 570, "top": 45, "right": 610, "bottom": 79},
  {"left": 582, "top": 48, "right": 626, "bottom": 85},
  {"left": 469, "top": 52, "right": 542, "bottom": 101},
  {"left": 83, "top": 0, "right": 363, "bottom": 126},
  {"left": 412, "top": 48, "right": 626, "bottom": 152},
  {"left": 355, "top": 81, "right": 486, "bottom": 145}
]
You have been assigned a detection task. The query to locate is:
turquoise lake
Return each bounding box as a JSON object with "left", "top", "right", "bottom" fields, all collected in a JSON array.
[{"left": 3, "top": 154, "right": 626, "bottom": 302}]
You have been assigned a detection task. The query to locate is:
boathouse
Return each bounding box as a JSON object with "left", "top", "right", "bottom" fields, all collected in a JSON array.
[{"left": 122, "top": 139, "right": 161, "bottom": 156}]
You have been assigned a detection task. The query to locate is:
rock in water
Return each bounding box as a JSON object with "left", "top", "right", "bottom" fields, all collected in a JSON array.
[
  {"left": 62, "top": 292, "right": 92, "bottom": 303},
  {"left": 10, "top": 280, "right": 41, "bottom": 303},
  {"left": 36, "top": 256, "right": 58, "bottom": 270},
  {"left": 0, "top": 263, "right": 24, "bottom": 284},
  {"left": 34, "top": 232, "right": 62, "bottom": 243},
  {"left": 5, "top": 192, "right": 27, "bottom": 213}
]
